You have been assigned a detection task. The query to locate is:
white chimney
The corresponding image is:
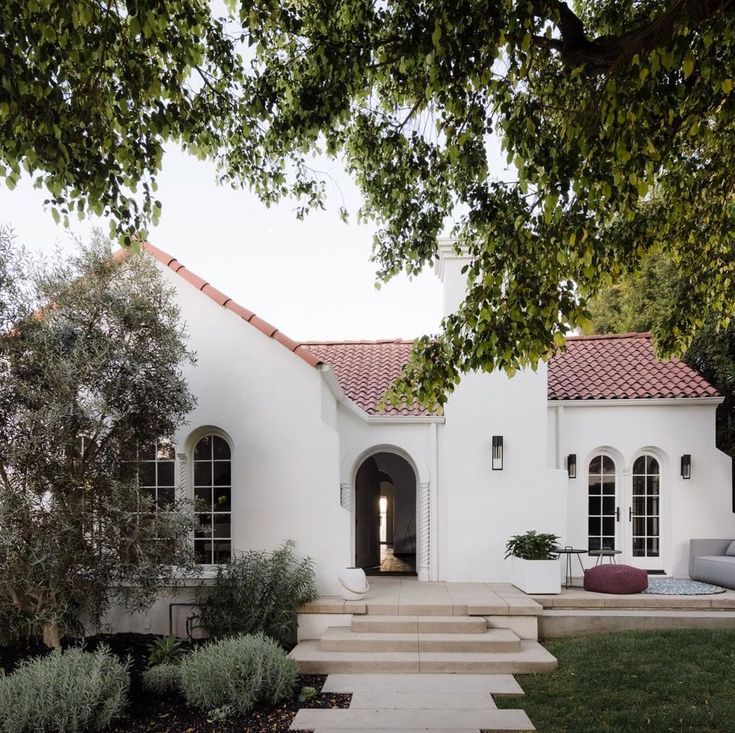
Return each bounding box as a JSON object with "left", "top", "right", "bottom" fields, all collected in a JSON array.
[{"left": 434, "top": 237, "right": 472, "bottom": 317}]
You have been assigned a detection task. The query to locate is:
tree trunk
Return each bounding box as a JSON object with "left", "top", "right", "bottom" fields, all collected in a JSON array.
[{"left": 42, "top": 621, "right": 61, "bottom": 649}]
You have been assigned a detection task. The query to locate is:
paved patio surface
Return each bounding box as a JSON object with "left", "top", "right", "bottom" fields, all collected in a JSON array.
[
  {"left": 290, "top": 673, "right": 534, "bottom": 732},
  {"left": 299, "top": 579, "right": 541, "bottom": 616},
  {"left": 532, "top": 585, "right": 735, "bottom": 609},
  {"left": 300, "top": 577, "right": 735, "bottom": 616}
]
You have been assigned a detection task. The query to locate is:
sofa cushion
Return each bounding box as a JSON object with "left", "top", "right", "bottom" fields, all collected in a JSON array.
[
  {"left": 584, "top": 564, "right": 648, "bottom": 594},
  {"left": 691, "top": 556, "right": 735, "bottom": 589},
  {"left": 697, "top": 555, "right": 735, "bottom": 565},
  {"left": 726, "top": 541, "right": 735, "bottom": 557}
]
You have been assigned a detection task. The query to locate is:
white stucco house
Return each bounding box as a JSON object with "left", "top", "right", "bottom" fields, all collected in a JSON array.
[{"left": 132, "top": 239, "right": 735, "bottom": 600}]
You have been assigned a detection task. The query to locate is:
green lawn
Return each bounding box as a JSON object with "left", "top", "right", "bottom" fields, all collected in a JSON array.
[{"left": 496, "top": 630, "right": 735, "bottom": 732}]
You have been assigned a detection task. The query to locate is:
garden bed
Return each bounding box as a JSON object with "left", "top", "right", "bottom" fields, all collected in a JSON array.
[{"left": 0, "top": 633, "right": 350, "bottom": 733}]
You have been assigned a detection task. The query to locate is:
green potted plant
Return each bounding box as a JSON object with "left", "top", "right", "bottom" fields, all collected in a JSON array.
[{"left": 505, "top": 531, "right": 561, "bottom": 594}]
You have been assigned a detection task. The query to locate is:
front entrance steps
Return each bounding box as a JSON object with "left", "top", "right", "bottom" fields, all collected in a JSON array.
[
  {"left": 289, "top": 614, "right": 557, "bottom": 674},
  {"left": 289, "top": 673, "right": 534, "bottom": 732}
]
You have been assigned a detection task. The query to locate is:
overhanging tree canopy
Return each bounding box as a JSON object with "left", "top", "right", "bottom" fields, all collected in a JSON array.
[{"left": 3, "top": 1, "right": 734, "bottom": 406}]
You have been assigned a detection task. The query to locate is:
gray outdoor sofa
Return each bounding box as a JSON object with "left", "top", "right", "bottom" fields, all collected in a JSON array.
[{"left": 689, "top": 539, "right": 735, "bottom": 589}]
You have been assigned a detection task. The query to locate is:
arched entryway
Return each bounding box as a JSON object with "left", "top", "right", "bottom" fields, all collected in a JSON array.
[{"left": 354, "top": 452, "right": 417, "bottom": 576}]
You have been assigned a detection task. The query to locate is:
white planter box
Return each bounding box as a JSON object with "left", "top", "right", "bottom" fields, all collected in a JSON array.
[{"left": 511, "top": 557, "right": 561, "bottom": 594}]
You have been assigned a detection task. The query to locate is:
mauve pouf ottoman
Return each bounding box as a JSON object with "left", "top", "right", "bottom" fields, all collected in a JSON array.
[{"left": 584, "top": 564, "right": 648, "bottom": 594}]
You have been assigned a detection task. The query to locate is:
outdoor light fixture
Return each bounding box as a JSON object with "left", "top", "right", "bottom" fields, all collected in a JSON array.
[
  {"left": 567, "top": 453, "right": 577, "bottom": 479},
  {"left": 492, "top": 435, "right": 503, "bottom": 471},
  {"left": 681, "top": 454, "right": 692, "bottom": 480}
]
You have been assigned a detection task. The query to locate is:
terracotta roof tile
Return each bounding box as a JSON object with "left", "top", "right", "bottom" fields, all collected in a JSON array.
[
  {"left": 302, "top": 333, "right": 719, "bottom": 412},
  {"left": 138, "top": 242, "right": 319, "bottom": 368},
  {"left": 547, "top": 333, "right": 720, "bottom": 400},
  {"left": 301, "top": 341, "right": 431, "bottom": 416}
]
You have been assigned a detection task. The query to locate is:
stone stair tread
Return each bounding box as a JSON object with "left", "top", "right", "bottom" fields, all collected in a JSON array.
[
  {"left": 321, "top": 673, "right": 525, "bottom": 695},
  {"left": 348, "top": 690, "right": 498, "bottom": 709},
  {"left": 419, "top": 629, "right": 520, "bottom": 652},
  {"left": 322, "top": 626, "right": 520, "bottom": 653},
  {"left": 289, "top": 640, "right": 557, "bottom": 674},
  {"left": 289, "top": 708, "right": 534, "bottom": 731},
  {"left": 418, "top": 641, "right": 557, "bottom": 674},
  {"left": 321, "top": 627, "right": 418, "bottom": 652},
  {"left": 352, "top": 614, "right": 488, "bottom": 633}
]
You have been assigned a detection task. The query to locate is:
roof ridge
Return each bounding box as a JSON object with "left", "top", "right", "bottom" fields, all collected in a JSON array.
[
  {"left": 137, "top": 242, "right": 321, "bottom": 368},
  {"left": 301, "top": 339, "right": 416, "bottom": 345},
  {"left": 566, "top": 331, "right": 652, "bottom": 341}
]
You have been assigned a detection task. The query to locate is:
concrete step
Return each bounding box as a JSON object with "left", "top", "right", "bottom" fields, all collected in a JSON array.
[
  {"left": 348, "top": 690, "right": 497, "bottom": 709},
  {"left": 351, "top": 614, "right": 487, "bottom": 634},
  {"left": 288, "top": 639, "right": 557, "bottom": 674},
  {"left": 418, "top": 641, "right": 557, "bottom": 673},
  {"left": 321, "top": 673, "right": 525, "bottom": 695},
  {"left": 321, "top": 626, "right": 521, "bottom": 653},
  {"left": 321, "top": 627, "right": 418, "bottom": 652},
  {"left": 290, "top": 707, "right": 534, "bottom": 731},
  {"left": 420, "top": 629, "right": 521, "bottom": 653}
]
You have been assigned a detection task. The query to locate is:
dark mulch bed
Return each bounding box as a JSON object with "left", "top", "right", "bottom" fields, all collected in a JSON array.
[{"left": 0, "top": 633, "right": 350, "bottom": 733}]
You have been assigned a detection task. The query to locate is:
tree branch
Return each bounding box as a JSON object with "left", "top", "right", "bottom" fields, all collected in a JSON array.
[{"left": 535, "top": 0, "right": 735, "bottom": 72}]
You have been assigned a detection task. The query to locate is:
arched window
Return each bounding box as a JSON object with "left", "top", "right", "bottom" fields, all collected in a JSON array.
[
  {"left": 193, "top": 434, "right": 232, "bottom": 564},
  {"left": 588, "top": 455, "right": 616, "bottom": 552},
  {"left": 632, "top": 455, "right": 660, "bottom": 558}
]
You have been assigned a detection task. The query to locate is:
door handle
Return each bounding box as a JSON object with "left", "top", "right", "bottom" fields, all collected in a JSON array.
[
  {"left": 616, "top": 507, "right": 620, "bottom": 522},
  {"left": 629, "top": 507, "right": 632, "bottom": 522}
]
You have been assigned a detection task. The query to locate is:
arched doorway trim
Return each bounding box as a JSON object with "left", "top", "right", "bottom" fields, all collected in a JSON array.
[{"left": 346, "top": 444, "right": 431, "bottom": 581}]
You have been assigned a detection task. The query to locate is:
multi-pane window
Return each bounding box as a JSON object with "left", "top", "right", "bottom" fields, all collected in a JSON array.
[
  {"left": 632, "top": 455, "right": 660, "bottom": 557},
  {"left": 193, "top": 434, "right": 232, "bottom": 564},
  {"left": 136, "top": 439, "right": 176, "bottom": 510},
  {"left": 588, "top": 455, "right": 616, "bottom": 552}
]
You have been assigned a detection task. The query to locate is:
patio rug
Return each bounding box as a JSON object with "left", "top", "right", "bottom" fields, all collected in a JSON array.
[{"left": 643, "top": 578, "right": 726, "bottom": 595}]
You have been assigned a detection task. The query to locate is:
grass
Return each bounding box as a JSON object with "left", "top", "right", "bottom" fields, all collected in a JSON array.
[{"left": 496, "top": 630, "right": 735, "bottom": 732}]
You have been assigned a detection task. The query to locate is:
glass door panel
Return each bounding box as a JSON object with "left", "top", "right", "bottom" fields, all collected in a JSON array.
[{"left": 628, "top": 454, "right": 662, "bottom": 570}]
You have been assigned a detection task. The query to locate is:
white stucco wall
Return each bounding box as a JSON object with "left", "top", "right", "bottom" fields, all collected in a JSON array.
[
  {"left": 438, "top": 365, "right": 568, "bottom": 582},
  {"left": 553, "top": 401, "right": 735, "bottom": 577},
  {"left": 158, "top": 263, "right": 349, "bottom": 595}
]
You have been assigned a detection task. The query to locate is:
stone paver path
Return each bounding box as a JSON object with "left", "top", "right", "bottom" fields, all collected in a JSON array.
[{"left": 290, "top": 673, "right": 534, "bottom": 732}]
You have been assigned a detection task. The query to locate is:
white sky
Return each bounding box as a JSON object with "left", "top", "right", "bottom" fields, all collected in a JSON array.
[{"left": 0, "top": 146, "right": 446, "bottom": 341}]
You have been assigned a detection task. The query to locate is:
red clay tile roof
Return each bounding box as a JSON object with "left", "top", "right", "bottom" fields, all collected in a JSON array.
[
  {"left": 140, "top": 242, "right": 321, "bottom": 368},
  {"left": 547, "top": 333, "right": 720, "bottom": 400},
  {"left": 302, "top": 333, "right": 718, "bottom": 411},
  {"left": 301, "top": 341, "right": 431, "bottom": 416}
]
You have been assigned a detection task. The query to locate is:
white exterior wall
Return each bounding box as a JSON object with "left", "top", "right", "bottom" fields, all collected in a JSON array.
[
  {"left": 438, "top": 366, "right": 568, "bottom": 582},
  {"left": 158, "top": 264, "right": 349, "bottom": 595},
  {"left": 554, "top": 401, "right": 735, "bottom": 577}
]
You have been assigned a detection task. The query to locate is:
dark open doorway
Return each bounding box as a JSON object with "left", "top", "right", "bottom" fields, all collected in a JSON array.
[{"left": 354, "top": 451, "right": 417, "bottom": 576}]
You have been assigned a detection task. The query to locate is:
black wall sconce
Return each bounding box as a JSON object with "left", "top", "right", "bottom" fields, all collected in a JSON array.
[
  {"left": 567, "top": 453, "right": 577, "bottom": 479},
  {"left": 681, "top": 454, "right": 692, "bottom": 480},
  {"left": 492, "top": 435, "right": 503, "bottom": 471}
]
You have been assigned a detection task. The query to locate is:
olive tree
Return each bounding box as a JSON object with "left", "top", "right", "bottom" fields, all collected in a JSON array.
[{"left": 0, "top": 228, "right": 197, "bottom": 647}]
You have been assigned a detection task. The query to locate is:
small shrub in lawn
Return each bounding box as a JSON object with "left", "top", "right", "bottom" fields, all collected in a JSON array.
[
  {"left": 141, "top": 663, "right": 181, "bottom": 695},
  {"left": 180, "top": 633, "right": 298, "bottom": 717},
  {"left": 0, "top": 645, "right": 129, "bottom": 732},
  {"left": 198, "top": 539, "right": 318, "bottom": 646},
  {"left": 147, "top": 635, "right": 189, "bottom": 667}
]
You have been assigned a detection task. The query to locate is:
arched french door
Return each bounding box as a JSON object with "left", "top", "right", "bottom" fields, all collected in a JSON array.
[
  {"left": 586, "top": 451, "right": 664, "bottom": 571},
  {"left": 629, "top": 454, "right": 662, "bottom": 570},
  {"left": 354, "top": 451, "right": 417, "bottom": 576}
]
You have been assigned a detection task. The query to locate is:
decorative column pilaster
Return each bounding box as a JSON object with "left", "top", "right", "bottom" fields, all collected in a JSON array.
[
  {"left": 418, "top": 481, "right": 431, "bottom": 581},
  {"left": 176, "top": 452, "right": 188, "bottom": 501},
  {"left": 340, "top": 482, "right": 352, "bottom": 511}
]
